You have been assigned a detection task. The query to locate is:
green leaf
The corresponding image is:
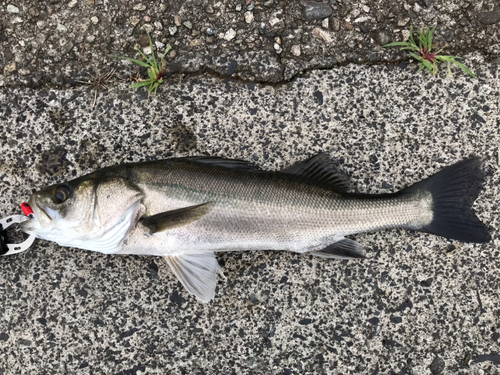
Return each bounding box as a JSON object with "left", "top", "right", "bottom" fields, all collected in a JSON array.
[
  {"left": 450, "top": 60, "right": 476, "bottom": 78},
  {"left": 159, "top": 45, "right": 172, "bottom": 60},
  {"left": 408, "top": 26, "right": 416, "bottom": 47},
  {"left": 147, "top": 32, "right": 157, "bottom": 72},
  {"left": 108, "top": 55, "right": 151, "bottom": 68},
  {"left": 135, "top": 48, "right": 154, "bottom": 66},
  {"left": 401, "top": 46, "right": 419, "bottom": 51},
  {"left": 130, "top": 81, "right": 153, "bottom": 88},
  {"left": 147, "top": 67, "right": 154, "bottom": 80},
  {"left": 427, "top": 25, "right": 436, "bottom": 51},
  {"left": 409, "top": 52, "right": 421, "bottom": 61},
  {"left": 417, "top": 29, "right": 426, "bottom": 49},
  {"left": 383, "top": 42, "right": 412, "bottom": 47},
  {"left": 421, "top": 59, "right": 434, "bottom": 73},
  {"left": 152, "top": 81, "right": 160, "bottom": 94}
]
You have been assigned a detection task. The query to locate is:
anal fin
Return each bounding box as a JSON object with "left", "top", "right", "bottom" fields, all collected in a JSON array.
[
  {"left": 165, "top": 251, "right": 219, "bottom": 303},
  {"left": 310, "top": 239, "right": 366, "bottom": 259}
]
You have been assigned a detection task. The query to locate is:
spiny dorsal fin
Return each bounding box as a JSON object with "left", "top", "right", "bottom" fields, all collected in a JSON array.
[
  {"left": 140, "top": 202, "right": 214, "bottom": 234},
  {"left": 165, "top": 251, "right": 219, "bottom": 303},
  {"left": 310, "top": 239, "right": 366, "bottom": 259},
  {"left": 281, "top": 153, "right": 350, "bottom": 194},
  {"left": 183, "top": 156, "right": 260, "bottom": 171}
]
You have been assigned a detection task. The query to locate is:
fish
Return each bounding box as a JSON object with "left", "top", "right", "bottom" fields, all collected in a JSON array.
[{"left": 21, "top": 153, "right": 491, "bottom": 303}]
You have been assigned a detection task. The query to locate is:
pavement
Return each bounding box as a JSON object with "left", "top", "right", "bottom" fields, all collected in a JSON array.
[{"left": 0, "top": 1, "right": 500, "bottom": 374}]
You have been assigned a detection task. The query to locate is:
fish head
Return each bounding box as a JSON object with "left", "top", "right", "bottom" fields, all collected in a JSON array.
[{"left": 21, "top": 173, "right": 144, "bottom": 252}]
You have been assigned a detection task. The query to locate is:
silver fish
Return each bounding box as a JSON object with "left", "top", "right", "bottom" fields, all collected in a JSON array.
[{"left": 21, "top": 154, "right": 490, "bottom": 302}]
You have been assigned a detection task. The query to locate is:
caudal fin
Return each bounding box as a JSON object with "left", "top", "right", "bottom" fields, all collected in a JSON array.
[{"left": 405, "top": 157, "right": 491, "bottom": 243}]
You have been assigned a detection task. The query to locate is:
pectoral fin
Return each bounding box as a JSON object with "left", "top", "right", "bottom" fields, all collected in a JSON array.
[
  {"left": 310, "top": 239, "right": 366, "bottom": 259},
  {"left": 165, "top": 251, "right": 219, "bottom": 303},
  {"left": 140, "top": 202, "right": 214, "bottom": 234}
]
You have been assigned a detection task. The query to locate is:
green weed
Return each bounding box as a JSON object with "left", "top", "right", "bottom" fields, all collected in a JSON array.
[
  {"left": 384, "top": 26, "right": 476, "bottom": 78},
  {"left": 109, "top": 33, "right": 172, "bottom": 94}
]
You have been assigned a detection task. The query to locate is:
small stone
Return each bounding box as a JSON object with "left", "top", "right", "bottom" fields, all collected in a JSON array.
[
  {"left": 344, "top": 22, "right": 353, "bottom": 30},
  {"left": 3, "top": 62, "right": 16, "bottom": 76},
  {"left": 68, "top": 0, "right": 78, "bottom": 8},
  {"left": 169, "top": 26, "right": 177, "bottom": 35},
  {"left": 244, "top": 11, "right": 254, "bottom": 23},
  {"left": 183, "top": 21, "right": 192, "bottom": 29},
  {"left": 206, "top": 5, "right": 214, "bottom": 13},
  {"left": 339, "top": 5, "right": 350, "bottom": 17},
  {"left": 159, "top": 4, "right": 166, "bottom": 11},
  {"left": 397, "top": 18, "right": 409, "bottom": 26},
  {"left": 330, "top": 16, "right": 340, "bottom": 31},
  {"left": 11, "top": 16, "right": 22, "bottom": 24},
  {"left": 290, "top": 45, "right": 301, "bottom": 56},
  {"left": 224, "top": 28, "right": 236, "bottom": 41},
  {"left": 247, "top": 4, "right": 254, "bottom": 11},
  {"left": 263, "top": 0, "right": 273, "bottom": 7},
  {"left": 401, "top": 29, "right": 410, "bottom": 42},
  {"left": 269, "top": 17, "right": 281, "bottom": 27},
  {"left": 347, "top": 40, "right": 355, "bottom": 48},
  {"left": 235, "top": 4, "right": 242, "bottom": 11},
  {"left": 459, "top": 18, "right": 470, "bottom": 26},
  {"left": 190, "top": 39, "right": 202, "bottom": 47},
  {"left": 155, "top": 41, "right": 164, "bottom": 49},
  {"left": 369, "top": 29, "right": 390, "bottom": 45},
  {"left": 362, "top": 5, "right": 370, "bottom": 13},
  {"left": 312, "top": 27, "right": 333, "bottom": 44},
  {"left": 273, "top": 43, "right": 282, "bottom": 53},
  {"left": 429, "top": 356, "right": 445, "bottom": 375},
  {"left": 133, "top": 4, "right": 146, "bottom": 11},
  {"left": 88, "top": 0, "right": 94, "bottom": 4},
  {"left": 18, "top": 68, "right": 30, "bottom": 76},
  {"left": 322, "top": 18, "right": 328, "bottom": 29},
  {"left": 477, "top": 8, "right": 500, "bottom": 25},
  {"left": 144, "top": 16, "right": 151, "bottom": 22},
  {"left": 174, "top": 16, "right": 181, "bottom": 26},
  {"left": 57, "top": 23, "right": 68, "bottom": 32},
  {"left": 414, "top": 3, "right": 421, "bottom": 13},
  {"left": 206, "top": 27, "right": 214, "bottom": 35},
  {"left": 300, "top": 0, "right": 332, "bottom": 20},
  {"left": 130, "top": 17, "right": 140, "bottom": 26},
  {"left": 36, "top": 20, "right": 46, "bottom": 28},
  {"left": 86, "top": 35, "right": 95, "bottom": 42},
  {"left": 154, "top": 21, "right": 162, "bottom": 30},
  {"left": 91, "top": 16, "right": 99, "bottom": 24},
  {"left": 143, "top": 46, "right": 152, "bottom": 55},
  {"left": 7, "top": 5, "right": 19, "bottom": 13}
]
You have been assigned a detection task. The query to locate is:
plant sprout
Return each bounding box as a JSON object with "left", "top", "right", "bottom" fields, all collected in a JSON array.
[
  {"left": 384, "top": 26, "right": 476, "bottom": 78},
  {"left": 109, "top": 33, "right": 172, "bottom": 94}
]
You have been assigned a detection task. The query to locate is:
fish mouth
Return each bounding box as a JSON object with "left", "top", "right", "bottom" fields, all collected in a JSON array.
[{"left": 29, "top": 196, "right": 54, "bottom": 223}]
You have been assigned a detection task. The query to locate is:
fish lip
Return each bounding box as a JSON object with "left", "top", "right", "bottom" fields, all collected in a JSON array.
[{"left": 28, "top": 196, "right": 53, "bottom": 222}]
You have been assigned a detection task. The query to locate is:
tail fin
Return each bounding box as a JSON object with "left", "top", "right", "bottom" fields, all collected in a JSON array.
[{"left": 405, "top": 157, "right": 491, "bottom": 243}]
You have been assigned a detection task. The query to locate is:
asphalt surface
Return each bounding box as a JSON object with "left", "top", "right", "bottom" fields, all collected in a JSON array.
[
  {"left": 1, "top": 1, "right": 500, "bottom": 375},
  {"left": 0, "top": 54, "right": 498, "bottom": 374}
]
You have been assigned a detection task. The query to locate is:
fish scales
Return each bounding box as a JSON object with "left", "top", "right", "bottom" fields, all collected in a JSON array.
[{"left": 21, "top": 154, "right": 491, "bottom": 302}]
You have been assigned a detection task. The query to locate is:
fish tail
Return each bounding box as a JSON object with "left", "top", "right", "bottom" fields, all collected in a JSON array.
[{"left": 404, "top": 157, "right": 491, "bottom": 243}]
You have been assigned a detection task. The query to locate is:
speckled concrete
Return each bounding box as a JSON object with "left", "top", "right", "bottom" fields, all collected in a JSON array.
[{"left": 0, "top": 55, "right": 499, "bottom": 374}]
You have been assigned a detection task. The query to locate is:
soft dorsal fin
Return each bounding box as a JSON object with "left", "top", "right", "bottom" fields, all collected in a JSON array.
[
  {"left": 165, "top": 251, "right": 219, "bottom": 303},
  {"left": 183, "top": 156, "right": 260, "bottom": 171},
  {"left": 281, "top": 153, "right": 350, "bottom": 193},
  {"left": 140, "top": 202, "right": 214, "bottom": 234}
]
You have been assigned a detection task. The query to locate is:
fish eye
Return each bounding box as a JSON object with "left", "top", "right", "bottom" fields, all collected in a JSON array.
[{"left": 53, "top": 185, "right": 71, "bottom": 204}]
